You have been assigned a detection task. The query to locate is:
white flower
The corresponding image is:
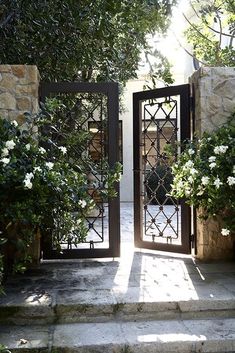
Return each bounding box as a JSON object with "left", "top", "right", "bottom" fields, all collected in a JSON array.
[
  {"left": 209, "top": 162, "right": 216, "bottom": 169},
  {"left": 178, "top": 180, "right": 184, "bottom": 188},
  {"left": 214, "top": 177, "right": 222, "bottom": 189},
  {"left": 227, "top": 176, "right": 235, "bottom": 186},
  {"left": 12, "top": 120, "right": 18, "bottom": 127},
  {"left": 188, "top": 148, "right": 195, "bottom": 155},
  {"left": 58, "top": 146, "right": 67, "bottom": 154},
  {"left": 26, "top": 144, "right": 31, "bottom": 151},
  {"left": 5, "top": 140, "right": 16, "bottom": 150},
  {"left": 39, "top": 147, "right": 46, "bottom": 154},
  {"left": 190, "top": 168, "right": 198, "bottom": 175},
  {"left": 25, "top": 172, "right": 34, "bottom": 180},
  {"left": 23, "top": 172, "right": 34, "bottom": 188},
  {"left": 188, "top": 176, "right": 194, "bottom": 183},
  {"left": 221, "top": 228, "right": 230, "bottom": 237},
  {"left": 24, "top": 179, "right": 33, "bottom": 189},
  {"left": 219, "top": 145, "right": 228, "bottom": 153},
  {"left": 176, "top": 180, "right": 184, "bottom": 190},
  {"left": 185, "top": 188, "right": 191, "bottom": 196},
  {"left": 45, "top": 162, "right": 54, "bottom": 170},
  {"left": 78, "top": 199, "right": 87, "bottom": 208},
  {"left": 214, "top": 146, "right": 220, "bottom": 154},
  {"left": 201, "top": 176, "right": 210, "bottom": 185},
  {"left": 114, "top": 172, "right": 122, "bottom": 181},
  {"left": 197, "top": 188, "right": 204, "bottom": 196},
  {"left": 1, "top": 147, "right": 9, "bottom": 157},
  {"left": 233, "top": 166, "right": 235, "bottom": 175},
  {"left": 34, "top": 166, "right": 42, "bottom": 173},
  {"left": 208, "top": 156, "right": 216, "bottom": 162},
  {"left": 185, "top": 160, "right": 194, "bottom": 168},
  {"left": 0, "top": 157, "right": 10, "bottom": 165},
  {"left": 214, "top": 145, "right": 228, "bottom": 154}
]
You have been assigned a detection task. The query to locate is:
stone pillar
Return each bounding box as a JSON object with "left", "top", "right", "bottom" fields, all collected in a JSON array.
[
  {"left": 0, "top": 65, "right": 40, "bottom": 266},
  {"left": 190, "top": 67, "right": 235, "bottom": 136},
  {"left": 0, "top": 65, "right": 39, "bottom": 122},
  {"left": 190, "top": 67, "right": 235, "bottom": 261}
]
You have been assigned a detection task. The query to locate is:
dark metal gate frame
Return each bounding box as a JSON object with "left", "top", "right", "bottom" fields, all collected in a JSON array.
[
  {"left": 133, "top": 84, "right": 191, "bottom": 254},
  {"left": 39, "top": 81, "right": 120, "bottom": 259}
]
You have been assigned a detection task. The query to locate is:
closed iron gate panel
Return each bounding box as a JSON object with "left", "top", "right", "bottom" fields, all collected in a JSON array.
[{"left": 39, "top": 81, "right": 120, "bottom": 259}]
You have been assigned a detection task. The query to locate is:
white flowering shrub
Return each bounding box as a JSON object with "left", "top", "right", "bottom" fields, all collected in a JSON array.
[
  {"left": 171, "top": 114, "right": 235, "bottom": 236},
  {"left": 0, "top": 107, "right": 121, "bottom": 280},
  {"left": 0, "top": 117, "right": 90, "bottom": 274}
]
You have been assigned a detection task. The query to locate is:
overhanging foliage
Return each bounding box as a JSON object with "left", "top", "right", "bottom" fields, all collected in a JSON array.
[{"left": 0, "top": 0, "right": 177, "bottom": 84}]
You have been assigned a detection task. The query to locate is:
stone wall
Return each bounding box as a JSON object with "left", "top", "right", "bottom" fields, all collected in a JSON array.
[
  {"left": 0, "top": 65, "right": 39, "bottom": 122},
  {"left": 190, "top": 67, "right": 235, "bottom": 136},
  {"left": 190, "top": 67, "right": 235, "bottom": 261}
]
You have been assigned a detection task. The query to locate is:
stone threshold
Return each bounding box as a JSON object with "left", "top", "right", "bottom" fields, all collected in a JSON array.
[
  {"left": 1, "top": 318, "right": 235, "bottom": 353},
  {"left": 1, "top": 289, "right": 235, "bottom": 325}
]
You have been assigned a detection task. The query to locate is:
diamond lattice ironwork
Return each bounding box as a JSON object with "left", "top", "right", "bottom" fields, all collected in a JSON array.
[
  {"left": 142, "top": 98, "right": 180, "bottom": 243},
  {"left": 40, "top": 82, "right": 120, "bottom": 259},
  {"left": 51, "top": 92, "right": 109, "bottom": 250}
]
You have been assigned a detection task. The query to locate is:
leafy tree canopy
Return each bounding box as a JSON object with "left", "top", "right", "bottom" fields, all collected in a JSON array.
[
  {"left": 184, "top": 0, "right": 235, "bottom": 67},
  {"left": 0, "top": 0, "right": 177, "bottom": 84}
]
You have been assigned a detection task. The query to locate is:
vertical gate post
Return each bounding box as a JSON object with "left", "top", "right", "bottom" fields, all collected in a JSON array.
[
  {"left": 133, "top": 95, "right": 143, "bottom": 247},
  {"left": 107, "top": 83, "right": 120, "bottom": 257}
]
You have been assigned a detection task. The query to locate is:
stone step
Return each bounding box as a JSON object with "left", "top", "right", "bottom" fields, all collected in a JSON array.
[
  {"left": 1, "top": 288, "right": 235, "bottom": 325},
  {"left": 1, "top": 318, "right": 235, "bottom": 353}
]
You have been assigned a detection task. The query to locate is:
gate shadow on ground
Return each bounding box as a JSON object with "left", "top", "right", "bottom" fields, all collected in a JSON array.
[{"left": 120, "top": 250, "right": 235, "bottom": 304}]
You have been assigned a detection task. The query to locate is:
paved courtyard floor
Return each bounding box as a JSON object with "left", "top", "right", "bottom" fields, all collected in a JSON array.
[
  {"left": 1, "top": 203, "right": 235, "bottom": 353},
  {"left": 1, "top": 200, "right": 235, "bottom": 312}
]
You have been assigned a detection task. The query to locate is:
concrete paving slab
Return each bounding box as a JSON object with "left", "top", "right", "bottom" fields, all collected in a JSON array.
[
  {"left": 52, "top": 318, "right": 235, "bottom": 352},
  {"left": 55, "top": 289, "right": 117, "bottom": 323},
  {"left": 0, "top": 290, "right": 54, "bottom": 325},
  {"left": 0, "top": 325, "right": 49, "bottom": 352}
]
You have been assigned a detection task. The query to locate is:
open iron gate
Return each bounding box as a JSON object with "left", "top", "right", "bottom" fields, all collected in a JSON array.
[
  {"left": 133, "top": 84, "right": 192, "bottom": 254},
  {"left": 39, "top": 82, "right": 120, "bottom": 259}
]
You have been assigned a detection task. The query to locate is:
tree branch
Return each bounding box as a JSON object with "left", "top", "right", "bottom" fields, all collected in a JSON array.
[
  {"left": 182, "top": 12, "right": 213, "bottom": 43},
  {"left": 189, "top": 0, "right": 200, "bottom": 19},
  {"left": 170, "top": 30, "right": 208, "bottom": 67},
  {"left": 216, "top": 11, "right": 222, "bottom": 48},
  {"left": 229, "top": 30, "right": 234, "bottom": 47},
  {"left": 189, "top": 0, "right": 235, "bottom": 39},
  {"left": 205, "top": 24, "right": 234, "bottom": 39}
]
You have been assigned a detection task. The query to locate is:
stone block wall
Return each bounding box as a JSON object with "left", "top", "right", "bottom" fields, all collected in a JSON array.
[
  {"left": 0, "top": 65, "right": 39, "bottom": 122},
  {"left": 190, "top": 67, "right": 235, "bottom": 136},
  {"left": 190, "top": 67, "right": 235, "bottom": 261}
]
